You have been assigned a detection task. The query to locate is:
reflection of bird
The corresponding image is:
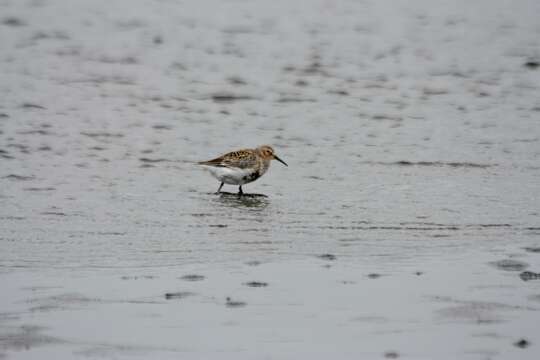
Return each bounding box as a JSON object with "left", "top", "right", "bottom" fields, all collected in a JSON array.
[{"left": 198, "top": 145, "right": 288, "bottom": 195}]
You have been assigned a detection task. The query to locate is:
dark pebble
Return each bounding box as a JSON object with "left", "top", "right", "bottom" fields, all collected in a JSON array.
[
  {"left": 244, "top": 281, "right": 268, "bottom": 288},
  {"left": 367, "top": 273, "right": 382, "bottom": 279},
  {"left": 519, "top": 271, "right": 540, "bottom": 281},
  {"left": 524, "top": 247, "right": 540, "bottom": 253},
  {"left": 524, "top": 61, "right": 539, "bottom": 69},
  {"left": 514, "top": 339, "right": 530, "bottom": 348},
  {"left": 384, "top": 351, "right": 399, "bottom": 358}
]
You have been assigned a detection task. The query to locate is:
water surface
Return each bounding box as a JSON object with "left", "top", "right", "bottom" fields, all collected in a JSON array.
[{"left": 1, "top": 0, "right": 540, "bottom": 358}]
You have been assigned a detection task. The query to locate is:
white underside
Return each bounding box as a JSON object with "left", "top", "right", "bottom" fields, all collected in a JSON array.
[{"left": 201, "top": 165, "right": 254, "bottom": 185}]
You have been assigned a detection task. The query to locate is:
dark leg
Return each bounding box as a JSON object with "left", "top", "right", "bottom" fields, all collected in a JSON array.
[
  {"left": 217, "top": 182, "right": 224, "bottom": 193},
  {"left": 238, "top": 185, "right": 243, "bottom": 195}
]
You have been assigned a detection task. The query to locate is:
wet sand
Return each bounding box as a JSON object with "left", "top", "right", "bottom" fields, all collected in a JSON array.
[{"left": 1, "top": 0, "right": 540, "bottom": 358}]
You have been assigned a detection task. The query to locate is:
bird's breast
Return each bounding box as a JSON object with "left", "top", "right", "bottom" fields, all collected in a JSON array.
[{"left": 242, "top": 169, "right": 261, "bottom": 183}]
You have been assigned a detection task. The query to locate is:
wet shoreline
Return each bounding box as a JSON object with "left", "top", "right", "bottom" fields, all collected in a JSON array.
[{"left": 2, "top": 0, "right": 540, "bottom": 358}]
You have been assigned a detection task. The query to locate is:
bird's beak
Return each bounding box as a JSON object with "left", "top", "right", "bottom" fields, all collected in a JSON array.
[{"left": 274, "top": 155, "right": 288, "bottom": 166}]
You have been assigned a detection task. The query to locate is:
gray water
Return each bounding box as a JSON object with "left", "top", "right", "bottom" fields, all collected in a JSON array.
[{"left": 1, "top": 0, "right": 540, "bottom": 358}]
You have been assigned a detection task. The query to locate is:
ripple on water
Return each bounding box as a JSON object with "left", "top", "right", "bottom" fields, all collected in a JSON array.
[
  {"left": 80, "top": 131, "right": 124, "bottom": 139},
  {"left": 225, "top": 297, "right": 246, "bottom": 308},
  {"left": 212, "top": 193, "right": 270, "bottom": 209},
  {"left": 433, "top": 296, "right": 528, "bottom": 324},
  {"left": 489, "top": 259, "right": 529, "bottom": 272},
  {"left": 2, "top": 17, "right": 26, "bottom": 27},
  {"left": 0, "top": 325, "right": 64, "bottom": 352},
  {"left": 211, "top": 93, "right": 257, "bottom": 103},
  {"left": 164, "top": 292, "right": 195, "bottom": 300},
  {"left": 316, "top": 254, "right": 337, "bottom": 261},
  {"left": 40, "top": 211, "right": 66, "bottom": 216},
  {"left": 2, "top": 174, "right": 35, "bottom": 181},
  {"left": 20, "top": 103, "right": 45, "bottom": 110},
  {"left": 360, "top": 160, "right": 495, "bottom": 168},
  {"left": 180, "top": 274, "right": 205, "bottom": 282},
  {"left": 139, "top": 157, "right": 172, "bottom": 163},
  {"left": 24, "top": 187, "right": 56, "bottom": 192}
]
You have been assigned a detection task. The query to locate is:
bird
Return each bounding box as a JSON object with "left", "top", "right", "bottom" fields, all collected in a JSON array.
[{"left": 198, "top": 145, "right": 288, "bottom": 195}]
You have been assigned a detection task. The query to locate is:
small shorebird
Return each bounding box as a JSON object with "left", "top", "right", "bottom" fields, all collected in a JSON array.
[{"left": 198, "top": 145, "right": 287, "bottom": 195}]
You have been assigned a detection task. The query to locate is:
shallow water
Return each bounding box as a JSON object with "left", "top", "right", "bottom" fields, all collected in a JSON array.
[{"left": 1, "top": 0, "right": 540, "bottom": 358}]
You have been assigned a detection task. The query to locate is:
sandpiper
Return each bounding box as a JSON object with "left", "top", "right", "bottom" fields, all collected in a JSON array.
[{"left": 198, "top": 145, "right": 288, "bottom": 194}]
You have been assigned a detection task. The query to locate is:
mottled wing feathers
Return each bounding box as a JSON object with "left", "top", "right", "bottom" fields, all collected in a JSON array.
[
  {"left": 198, "top": 156, "right": 226, "bottom": 166},
  {"left": 198, "top": 149, "right": 257, "bottom": 169}
]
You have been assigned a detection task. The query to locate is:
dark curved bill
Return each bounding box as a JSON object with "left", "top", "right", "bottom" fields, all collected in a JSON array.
[{"left": 274, "top": 155, "right": 288, "bottom": 166}]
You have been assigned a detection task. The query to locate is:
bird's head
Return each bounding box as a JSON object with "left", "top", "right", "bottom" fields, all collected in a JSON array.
[{"left": 257, "top": 145, "right": 288, "bottom": 166}]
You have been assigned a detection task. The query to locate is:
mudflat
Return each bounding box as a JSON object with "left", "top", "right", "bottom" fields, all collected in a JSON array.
[{"left": 1, "top": 0, "right": 540, "bottom": 359}]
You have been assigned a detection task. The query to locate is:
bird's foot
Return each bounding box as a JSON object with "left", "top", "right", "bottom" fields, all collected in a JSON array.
[{"left": 215, "top": 191, "right": 267, "bottom": 198}]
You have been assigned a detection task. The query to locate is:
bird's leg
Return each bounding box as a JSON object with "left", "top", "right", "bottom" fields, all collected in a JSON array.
[
  {"left": 238, "top": 185, "right": 243, "bottom": 196},
  {"left": 217, "top": 182, "right": 224, "bottom": 193}
]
